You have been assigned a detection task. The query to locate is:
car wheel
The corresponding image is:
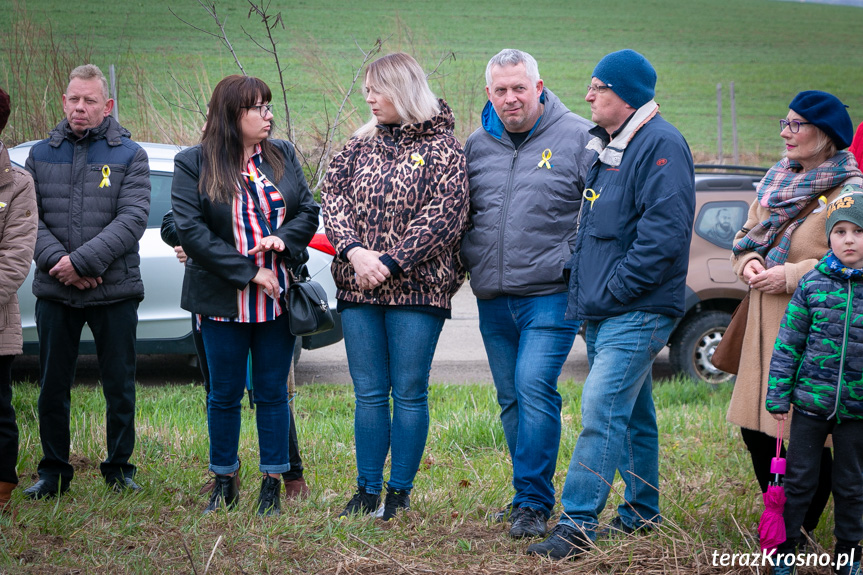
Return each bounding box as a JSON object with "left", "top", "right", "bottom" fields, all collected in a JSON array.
[{"left": 668, "top": 310, "right": 734, "bottom": 384}]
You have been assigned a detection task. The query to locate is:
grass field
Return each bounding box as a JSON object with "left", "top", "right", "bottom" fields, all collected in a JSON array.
[
  {"left": 2, "top": 0, "right": 863, "bottom": 166},
  {"left": 0, "top": 378, "right": 838, "bottom": 574}
]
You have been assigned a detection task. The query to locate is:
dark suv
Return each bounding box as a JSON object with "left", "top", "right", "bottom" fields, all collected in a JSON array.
[{"left": 667, "top": 166, "right": 764, "bottom": 384}]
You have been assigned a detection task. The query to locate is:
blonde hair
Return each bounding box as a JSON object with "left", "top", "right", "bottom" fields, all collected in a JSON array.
[
  {"left": 68, "top": 64, "right": 110, "bottom": 101},
  {"left": 354, "top": 53, "right": 440, "bottom": 141}
]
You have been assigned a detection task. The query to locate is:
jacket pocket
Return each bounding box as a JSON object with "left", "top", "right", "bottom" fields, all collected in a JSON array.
[{"left": 181, "top": 263, "right": 238, "bottom": 317}]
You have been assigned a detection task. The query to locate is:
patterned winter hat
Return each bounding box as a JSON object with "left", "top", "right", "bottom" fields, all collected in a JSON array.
[{"left": 826, "top": 184, "right": 863, "bottom": 236}]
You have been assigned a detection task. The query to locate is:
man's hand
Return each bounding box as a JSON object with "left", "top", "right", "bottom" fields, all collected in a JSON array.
[
  {"left": 174, "top": 245, "right": 188, "bottom": 264},
  {"left": 248, "top": 235, "right": 285, "bottom": 256},
  {"left": 49, "top": 255, "right": 82, "bottom": 285},
  {"left": 70, "top": 276, "right": 103, "bottom": 290},
  {"left": 749, "top": 264, "right": 786, "bottom": 295},
  {"left": 347, "top": 247, "right": 391, "bottom": 290}
]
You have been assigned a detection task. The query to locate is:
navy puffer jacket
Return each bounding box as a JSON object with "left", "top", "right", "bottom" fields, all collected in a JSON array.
[
  {"left": 26, "top": 116, "right": 150, "bottom": 307},
  {"left": 766, "top": 254, "right": 863, "bottom": 421}
]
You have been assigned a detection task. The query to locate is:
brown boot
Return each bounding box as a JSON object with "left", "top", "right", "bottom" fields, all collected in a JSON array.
[
  {"left": 0, "top": 482, "right": 16, "bottom": 513},
  {"left": 283, "top": 476, "right": 310, "bottom": 500}
]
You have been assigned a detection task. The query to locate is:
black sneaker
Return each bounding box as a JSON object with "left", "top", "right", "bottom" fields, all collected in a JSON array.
[
  {"left": 109, "top": 476, "right": 142, "bottom": 494},
  {"left": 489, "top": 505, "right": 522, "bottom": 524},
  {"left": 381, "top": 485, "right": 410, "bottom": 521},
  {"left": 203, "top": 474, "right": 240, "bottom": 515},
  {"left": 23, "top": 478, "right": 69, "bottom": 500},
  {"left": 526, "top": 524, "right": 592, "bottom": 560},
  {"left": 338, "top": 486, "right": 381, "bottom": 518},
  {"left": 256, "top": 475, "right": 281, "bottom": 517},
  {"left": 509, "top": 506, "right": 547, "bottom": 538},
  {"left": 598, "top": 515, "right": 655, "bottom": 537}
]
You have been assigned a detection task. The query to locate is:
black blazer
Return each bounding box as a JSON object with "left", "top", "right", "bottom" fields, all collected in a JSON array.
[{"left": 171, "top": 139, "right": 319, "bottom": 317}]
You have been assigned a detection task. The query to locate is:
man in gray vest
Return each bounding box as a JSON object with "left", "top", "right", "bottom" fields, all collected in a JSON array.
[
  {"left": 24, "top": 64, "right": 150, "bottom": 499},
  {"left": 460, "top": 49, "right": 593, "bottom": 539}
]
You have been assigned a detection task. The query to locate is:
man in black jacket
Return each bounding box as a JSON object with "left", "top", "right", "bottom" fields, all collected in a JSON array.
[{"left": 24, "top": 64, "right": 150, "bottom": 499}]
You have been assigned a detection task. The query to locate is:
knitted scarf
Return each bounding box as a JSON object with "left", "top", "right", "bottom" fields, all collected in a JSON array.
[{"left": 732, "top": 151, "right": 862, "bottom": 268}]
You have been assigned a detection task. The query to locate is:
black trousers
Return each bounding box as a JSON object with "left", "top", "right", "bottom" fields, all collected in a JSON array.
[
  {"left": 193, "top": 314, "right": 304, "bottom": 479},
  {"left": 779, "top": 413, "right": 863, "bottom": 550},
  {"left": 0, "top": 355, "right": 18, "bottom": 484},
  {"left": 35, "top": 298, "right": 139, "bottom": 484},
  {"left": 740, "top": 426, "right": 832, "bottom": 533}
]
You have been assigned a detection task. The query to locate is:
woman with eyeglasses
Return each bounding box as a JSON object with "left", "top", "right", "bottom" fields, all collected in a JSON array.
[
  {"left": 321, "top": 53, "right": 469, "bottom": 521},
  {"left": 726, "top": 91, "right": 862, "bottom": 539},
  {"left": 171, "top": 75, "right": 319, "bottom": 516}
]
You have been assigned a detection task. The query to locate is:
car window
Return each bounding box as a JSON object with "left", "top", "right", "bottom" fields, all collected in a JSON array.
[
  {"left": 148, "top": 172, "right": 173, "bottom": 228},
  {"left": 694, "top": 201, "right": 749, "bottom": 249}
]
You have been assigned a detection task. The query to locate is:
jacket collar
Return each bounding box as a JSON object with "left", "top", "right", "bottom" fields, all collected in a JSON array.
[
  {"left": 48, "top": 115, "right": 131, "bottom": 148},
  {"left": 481, "top": 88, "right": 565, "bottom": 142},
  {"left": 0, "top": 142, "right": 13, "bottom": 189},
  {"left": 586, "top": 100, "right": 659, "bottom": 167}
]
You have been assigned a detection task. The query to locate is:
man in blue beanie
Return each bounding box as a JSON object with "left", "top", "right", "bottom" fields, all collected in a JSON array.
[{"left": 528, "top": 49, "right": 696, "bottom": 559}]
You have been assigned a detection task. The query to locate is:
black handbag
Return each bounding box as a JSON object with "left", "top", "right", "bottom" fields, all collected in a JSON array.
[{"left": 287, "top": 266, "right": 335, "bottom": 337}]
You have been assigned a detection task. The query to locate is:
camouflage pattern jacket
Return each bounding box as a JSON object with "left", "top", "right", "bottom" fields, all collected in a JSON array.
[
  {"left": 766, "top": 252, "right": 863, "bottom": 421},
  {"left": 321, "top": 100, "right": 469, "bottom": 310}
]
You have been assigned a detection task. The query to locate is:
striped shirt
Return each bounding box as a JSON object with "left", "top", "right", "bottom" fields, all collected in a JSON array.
[{"left": 210, "top": 145, "right": 289, "bottom": 323}]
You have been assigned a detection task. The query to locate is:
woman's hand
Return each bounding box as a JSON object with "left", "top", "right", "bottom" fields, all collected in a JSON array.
[
  {"left": 248, "top": 235, "right": 286, "bottom": 256},
  {"left": 749, "top": 264, "right": 786, "bottom": 295},
  {"left": 770, "top": 412, "right": 788, "bottom": 421},
  {"left": 347, "top": 247, "right": 391, "bottom": 290},
  {"left": 174, "top": 246, "right": 188, "bottom": 264},
  {"left": 741, "top": 259, "right": 765, "bottom": 283},
  {"left": 252, "top": 267, "right": 281, "bottom": 299}
]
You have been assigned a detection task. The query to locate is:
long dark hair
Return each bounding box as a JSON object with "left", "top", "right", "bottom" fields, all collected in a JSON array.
[{"left": 199, "top": 75, "right": 284, "bottom": 204}]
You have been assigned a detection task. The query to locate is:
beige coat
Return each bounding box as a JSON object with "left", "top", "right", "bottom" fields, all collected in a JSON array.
[
  {"left": 0, "top": 143, "right": 37, "bottom": 356},
  {"left": 725, "top": 180, "right": 861, "bottom": 438}
]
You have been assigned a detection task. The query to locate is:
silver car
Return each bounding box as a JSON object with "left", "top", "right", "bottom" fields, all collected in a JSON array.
[{"left": 9, "top": 141, "right": 342, "bottom": 361}]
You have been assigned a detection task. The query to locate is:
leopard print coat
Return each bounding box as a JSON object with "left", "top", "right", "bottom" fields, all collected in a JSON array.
[{"left": 322, "top": 100, "right": 469, "bottom": 309}]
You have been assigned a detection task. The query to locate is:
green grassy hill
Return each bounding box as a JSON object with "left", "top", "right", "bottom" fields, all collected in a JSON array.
[{"left": 3, "top": 0, "right": 862, "bottom": 166}]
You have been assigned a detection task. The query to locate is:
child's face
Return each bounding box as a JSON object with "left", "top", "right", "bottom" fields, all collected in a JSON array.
[{"left": 830, "top": 221, "right": 863, "bottom": 269}]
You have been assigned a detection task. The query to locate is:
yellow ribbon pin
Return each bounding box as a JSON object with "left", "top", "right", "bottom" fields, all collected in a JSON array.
[
  {"left": 537, "top": 148, "right": 553, "bottom": 169},
  {"left": 410, "top": 152, "right": 425, "bottom": 169},
  {"left": 583, "top": 188, "right": 600, "bottom": 209},
  {"left": 99, "top": 165, "right": 111, "bottom": 188}
]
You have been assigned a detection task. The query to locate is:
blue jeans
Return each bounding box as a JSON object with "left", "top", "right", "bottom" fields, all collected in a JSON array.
[
  {"left": 477, "top": 293, "right": 579, "bottom": 517},
  {"left": 559, "top": 311, "right": 674, "bottom": 537},
  {"left": 342, "top": 305, "right": 445, "bottom": 494},
  {"left": 201, "top": 314, "right": 294, "bottom": 475}
]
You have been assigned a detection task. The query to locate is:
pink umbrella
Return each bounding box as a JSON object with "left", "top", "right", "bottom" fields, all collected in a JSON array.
[{"left": 759, "top": 420, "right": 787, "bottom": 553}]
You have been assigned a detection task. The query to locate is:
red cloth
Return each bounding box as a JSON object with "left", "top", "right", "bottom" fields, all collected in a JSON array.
[
  {"left": 850, "top": 122, "right": 863, "bottom": 168},
  {"left": 759, "top": 485, "right": 787, "bottom": 553}
]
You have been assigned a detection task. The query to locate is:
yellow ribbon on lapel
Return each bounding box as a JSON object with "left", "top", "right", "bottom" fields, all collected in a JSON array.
[
  {"left": 537, "top": 148, "right": 553, "bottom": 169},
  {"left": 99, "top": 165, "right": 111, "bottom": 188},
  {"left": 584, "top": 188, "right": 600, "bottom": 209},
  {"left": 410, "top": 152, "right": 425, "bottom": 169}
]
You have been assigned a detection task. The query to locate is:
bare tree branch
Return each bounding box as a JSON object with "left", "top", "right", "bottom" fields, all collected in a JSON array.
[
  {"left": 245, "top": 1, "right": 293, "bottom": 142},
  {"left": 170, "top": 1, "right": 245, "bottom": 75},
  {"left": 312, "top": 37, "right": 385, "bottom": 191}
]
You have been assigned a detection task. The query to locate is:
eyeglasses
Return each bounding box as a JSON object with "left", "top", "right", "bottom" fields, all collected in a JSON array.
[
  {"left": 244, "top": 104, "right": 273, "bottom": 118},
  {"left": 780, "top": 119, "right": 812, "bottom": 133},
  {"left": 586, "top": 83, "right": 611, "bottom": 95}
]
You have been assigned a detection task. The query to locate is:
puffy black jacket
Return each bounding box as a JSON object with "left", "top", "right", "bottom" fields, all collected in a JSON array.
[
  {"left": 25, "top": 116, "right": 150, "bottom": 307},
  {"left": 171, "top": 140, "right": 319, "bottom": 318}
]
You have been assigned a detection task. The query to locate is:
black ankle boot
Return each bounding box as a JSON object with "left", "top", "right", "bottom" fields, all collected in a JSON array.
[
  {"left": 257, "top": 475, "right": 281, "bottom": 517},
  {"left": 203, "top": 474, "right": 239, "bottom": 514}
]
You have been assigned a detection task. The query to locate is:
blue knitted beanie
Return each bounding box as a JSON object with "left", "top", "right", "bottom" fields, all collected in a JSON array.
[
  {"left": 592, "top": 49, "right": 656, "bottom": 109},
  {"left": 789, "top": 90, "right": 854, "bottom": 150}
]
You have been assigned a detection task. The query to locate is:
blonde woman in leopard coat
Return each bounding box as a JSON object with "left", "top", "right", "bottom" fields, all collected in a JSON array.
[{"left": 322, "top": 52, "right": 469, "bottom": 521}]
